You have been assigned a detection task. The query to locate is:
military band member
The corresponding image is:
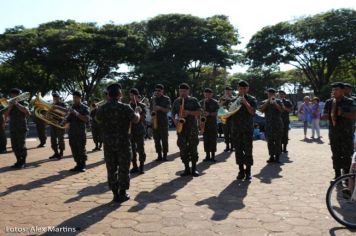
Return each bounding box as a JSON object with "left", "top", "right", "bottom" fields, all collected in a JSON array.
[
  {"left": 221, "top": 86, "right": 235, "bottom": 152},
  {"left": 5, "top": 88, "right": 30, "bottom": 168},
  {"left": 278, "top": 90, "right": 293, "bottom": 153},
  {"left": 260, "top": 88, "right": 284, "bottom": 163},
  {"left": 34, "top": 116, "right": 46, "bottom": 148},
  {"left": 151, "top": 84, "right": 171, "bottom": 161},
  {"left": 90, "top": 98, "right": 103, "bottom": 151},
  {"left": 49, "top": 93, "right": 66, "bottom": 160},
  {"left": 172, "top": 83, "right": 201, "bottom": 177},
  {"left": 0, "top": 93, "right": 7, "bottom": 154},
  {"left": 200, "top": 88, "right": 219, "bottom": 162},
  {"left": 96, "top": 83, "right": 141, "bottom": 202},
  {"left": 231, "top": 81, "right": 257, "bottom": 180},
  {"left": 129, "top": 88, "right": 147, "bottom": 174},
  {"left": 344, "top": 83, "right": 356, "bottom": 134},
  {"left": 67, "top": 91, "right": 90, "bottom": 172},
  {"left": 322, "top": 82, "right": 356, "bottom": 181}
]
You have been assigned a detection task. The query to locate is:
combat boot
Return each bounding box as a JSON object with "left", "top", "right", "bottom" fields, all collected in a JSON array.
[
  {"left": 211, "top": 152, "right": 216, "bottom": 162},
  {"left": 191, "top": 162, "right": 200, "bottom": 177},
  {"left": 49, "top": 151, "right": 59, "bottom": 159},
  {"left": 224, "top": 143, "right": 230, "bottom": 152},
  {"left": 236, "top": 164, "right": 245, "bottom": 180},
  {"left": 282, "top": 144, "right": 288, "bottom": 153},
  {"left": 267, "top": 155, "right": 274, "bottom": 163},
  {"left": 112, "top": 188, "right": 120, "bottom": 202},
  {"left": 162, "top": 153, "right": 168, "bottom": 161},
  {"left": 118, "top": 189, "right": 130, "bottom": 202},
  {"left": 244, "top": 165, "right": 252, "bottom": 181},
  {"left": 139, "top": 162, "right": 145, "bottom": 174},
  {"left": 203, "top": 152, "right": 210, "bottom": 162},
  {"left": 156, "top": 152, "right": 163, "bottom": 161},
  {"left": 275, "top": 154, "right": 281, "bottom": 163},
  {"left": 180, "top": 163, "right": 191, "bottom": 176},
  {"left": 78, "top": 162, "right": 86, "bottom": 172},
  {"left": 57, "top": 150, "right": 63, "bottom": 160},
  {"left": 130, "top": 161, "right": 139, "bottom": 174}
]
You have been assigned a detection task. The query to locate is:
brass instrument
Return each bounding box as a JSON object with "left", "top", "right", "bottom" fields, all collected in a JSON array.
[
  {"left": 218, "top": 95, "right": 243, "bottom": 124},
  {"left": 330, "top": 98, "right": 337, "bottom": 127},
  {"left": 0, "top": 92, "right": 31, "bottom": 112},
  {"left": 151, "top": 96, "right": 158, "bottom": 129},
  {"left": 199, "top": 99, "right": 207, "bottom": 134},
  {"left": 32, "top": 93, "right": 69, "bottom": 129},
  {"left": 176, "top": 97, "right": 186, "bottom": 134}
]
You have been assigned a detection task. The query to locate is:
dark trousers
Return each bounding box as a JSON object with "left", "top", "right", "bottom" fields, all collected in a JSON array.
[
  {"left": 50, "top": 126, "right": 65, "bottom": 153},
  {"left": 177, "top": 130, "right": 199, "bottom": 164},
  {"left": 36, "top": 122, "right": 47, "bottom": 144},
  {"left": 233, "top": 130, "right": 254, "bottom": 166},
  {"left": 203, "top": 123, "right": 217, "bottom": 152},
  {"left": 223, "top": 120, "right": 233, "bottom": 147},
  {"left": 0, "top": 127, "right": 6, "bottom": 151},
  {"left": 131, "top": 134, "right": 146, "bottom": 164},
  {"left": 266, "top": 129, "right": 282, "bottom": 156},
  {"left": 330, "top": 132, "right": 353, "bottom": 171},
  {"left": 153, "top": 128, "right": 169, "bottom": 154},
  {"left": 10, "top": 130, "right": 27, "bottom": 163},
  {"left": 69, "top": 134, "right": 87, "bottom": 166}
]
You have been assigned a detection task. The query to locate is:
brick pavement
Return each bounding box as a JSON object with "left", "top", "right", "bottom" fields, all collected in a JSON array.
[{"left": 0, "top": 129, "right": 355, "bottom": 235}]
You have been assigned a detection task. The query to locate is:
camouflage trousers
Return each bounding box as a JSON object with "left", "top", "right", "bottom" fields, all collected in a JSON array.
[
  {"left": 177, "top": 129, "right": 199, "bottom": 164},
  {"left": 0, "top": 127, "right": 6, "bottom": 151},
  {"left": 131, "top": 134, "right": 146, "bottom": 164},
  {"left": 232, "top": 130, "right": 254, "bottom": 166},
  {"left": 10, "top": 130, "right": 27, "bottom": 163},
  {"left": 50, "top": 126, "right": 65, "bottom": 153},
  {"left": 104, "top": 144, "right": 131, "bottom": 190},
  {"left": 69, "top": 134, "right": 87, "bottom": 166},
  {"left": 153, "top": 127, "right": 169, "bottom": 154},
  {"left": 223, "top": 120, "right": 233, "bottom": 146},
  {"left": 266, "top": 128, "right": 282, "bottom": 156},
  {"left": 281, "top": 123, "right": 289, "bottom": 145},
  {"left": 203, "top": 123, "right": 217, "bottom": 152},
  {"left": 330, "top": 131, "right": 353, "bottom": 171},
  {"left": 36, "top": 122, "right": 46, "bottom": 144},
  {"left": 92, "top": 125, "right": 103, "bottom": 145}
]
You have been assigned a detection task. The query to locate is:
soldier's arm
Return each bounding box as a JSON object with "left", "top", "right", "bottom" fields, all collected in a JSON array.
[
  {"left": 15, "top": 103, "right": 30, "bottom": 116},
  {"left": 244, "top": 97, "right": 256, "bottom": 115},
  {"left": 156, "top": 97, "right": 171, "bottom": 113},
  {"left": 75, "top": 106, "right": 89, "bottom": 123},
  {"left": 284, "top": 101, "right": 293, "bottom": 113},
  {"left": 259, "top": 101, "right": 268, "bottom": 113}
]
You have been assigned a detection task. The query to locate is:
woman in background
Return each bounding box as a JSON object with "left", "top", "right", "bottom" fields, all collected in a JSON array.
[
  {"left": 311, "top": 97, "right": 321, "bottom": 140},
  {"left": 298, "top": 96, "right": 313, "bottom": 140}
]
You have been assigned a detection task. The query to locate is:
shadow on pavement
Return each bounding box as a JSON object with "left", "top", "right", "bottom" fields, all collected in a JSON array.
[
  {"left": 196, "top": 180, "right": 250, "bottom": 221},
  {"left": 329, "top": 226, "right": 356, "bottom": 236}
]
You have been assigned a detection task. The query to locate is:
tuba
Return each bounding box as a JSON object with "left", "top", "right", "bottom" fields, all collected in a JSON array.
[
  {"left": 176, "top": 97, "right": 186, "bottom": 134},
  {"left": 218, "top": 95, "right": 243, "bottom": 124},
  {"left": 199, "top": 99, "right": 207, "bottom": 134},
  {"left": 0, "top": 92, "right": 31, "bottom": 112},
  {"left": 32, "top": 93, "right": 69, "bottom": 129}
]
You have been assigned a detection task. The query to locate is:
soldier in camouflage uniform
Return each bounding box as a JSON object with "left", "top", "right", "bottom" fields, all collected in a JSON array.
[
  {"left": 129, "top": 88, "right": 147, "bottom": 174},
  {"left": 90, "top": 98, "right": 103, "bottom": 151},
  {"left": 260, "top": 88, "right": 284, "bottom": 163},
  {"left": 200, "top": 88, "right": 219, "bottom": 162},
  {"left": 34, "top": 116, "right": 46, "bottom": 148},
  {"left": 0, "top": 93, "right": 7, "bottom": 154},
  {"left": 5, "top": 88, "right": 30, "bottom": 168},
  {"left": 172, "top": 83, "right": 202, "bottom": 177},
  {"left": 66, "top": 91, "right": 90, "bottom": 172},
  {"left": 231, "top": 81, "right": 257, "bottom": 180},
  {"left": 322, "top": 82, "right": 356, "bottom": 181},
  {"left": 278, "top": 90, "right": 293, "bottom": 153},
  {"left": 49, "top": 93, "right": 66, "bottom": 160},
  {"left": 221, "top": 86, "right": 235, "bottom": 152},
  {"left": 151, "top": 84, "right": 171, "bottom": 161},
  {"left": 344, "top": 83, "right": 356, "bottom": 134},
  {"left": 96, "top": 83, "right": 141, "bottom": 202}
]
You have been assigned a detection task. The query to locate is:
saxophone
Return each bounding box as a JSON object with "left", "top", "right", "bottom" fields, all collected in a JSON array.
[
  {"left": 151, "top": 96, "right": 158, "bottom": 129},
  {"left": 176, "top": 97, "right": 186, "bottom": 134},
  {"left": 199, "top": 99, "right": 207, "bottom": 134}
]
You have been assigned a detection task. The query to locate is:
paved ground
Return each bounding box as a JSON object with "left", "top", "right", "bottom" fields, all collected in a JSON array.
[{"left": 0, "top": 129, "right": 355, "bottom": 236}]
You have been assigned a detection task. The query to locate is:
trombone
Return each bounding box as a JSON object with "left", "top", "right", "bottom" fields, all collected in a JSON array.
[{"left": 0, "top": 92, "right": 31, "bottom": 112}]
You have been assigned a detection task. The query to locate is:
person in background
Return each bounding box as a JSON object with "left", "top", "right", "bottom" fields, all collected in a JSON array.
[
  {"left": 0, "top": 93, "right": 7, "bottom": 154},
  {"left": 311, "top": 97, "right": 321, "bottom": 141},
  {"left": 90, "top": 98, "right": 103, "bottom": 151},
  {"left": 298, "top": 96, "right": 313, "bottom": 140}
]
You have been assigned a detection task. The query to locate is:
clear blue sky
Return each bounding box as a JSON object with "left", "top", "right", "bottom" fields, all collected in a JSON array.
[{"left": 1, "top": 0, "right": 355, "bottom": 72}]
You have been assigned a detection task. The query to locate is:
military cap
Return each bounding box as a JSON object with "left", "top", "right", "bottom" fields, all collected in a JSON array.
[
  {"left": 331, "top": 82, "right": 345, "bottom": 89},
  {"left": 238, "top": 80, "right": 249, "bottom": 87},
  {"left": 278, "top": 90, "right": 286, "bottom": 95},
  {"left": 179, "top": 83, "right": 190, "bottom": 90},
  {"left": 344, "top": 83, "right": 353, "bottom": 89},
  {"left": 72, "top": 91, "right": 82, "bottom": 97},
  {"left": 225, "top": 86, "right": 233, "bottom": 91},
  {"left": 267, "top": 88, "right": 276, "bottom": 93},
  {"left": 52, "top": 92, "right": 60, "bottom": 97},
  {"left": 204, "top": 88, "right": 213, "bottom": 93},
  {"left": 107, "top": 83, "right": 122, "bottom": 93},
  {"left": 130, "top": 88, "right": 140, "bottom": 96},
  {"left": 155, "top": 84, "right": 164, "bottom": 90}
]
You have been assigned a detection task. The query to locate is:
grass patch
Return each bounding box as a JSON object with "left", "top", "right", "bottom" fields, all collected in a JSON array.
[{"left": 289, "top": 115, "right": 299, "bottom": 122}]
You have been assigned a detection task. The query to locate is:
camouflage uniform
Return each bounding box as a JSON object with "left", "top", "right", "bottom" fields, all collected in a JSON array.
[
  {"left": 50, "top": 102, "right": 66, "bottom": 156},
  {"left": 323, "top": 96, "right": 355, "bottom": 174},
  {"left": 199, "top": 98, "right": 219, "bottom": 153},
  {"left": 9, "top": 102, "right": 28, "bottom": 165},
  {"left": 0, "top": 108, "right": 7, "bottom": 152},
  {"left": 172, "top": 97, "right": 201, "bottom": 165},
  {"left": 221, "top": 96, "right": 235, "bottom": 150},
  {"left": 96, "top": 99, "right": 136, "bottom": 191},
  {"left": 231, "top": 95, "right": 257, "bottom": 167},
  {"left": 129, "top": 102, "right": 146, "bottom": 167},
  {"left": 263, "top": 99, "right": 284, "bottom": 159},
  {"left": 151, "top": 95, "right": 171, "bottom": 156},
  {"left": 90, "top": 108, "right": 103, "bottom": 148},
  {"left": 67, "top": 103, "right": 89, "bottom": 168},
  {"left": 281, "top": 98, "right": 293, "bottom": 149},
  {"left": 34, "top": 116, "right": 46, "bottom": 145}
]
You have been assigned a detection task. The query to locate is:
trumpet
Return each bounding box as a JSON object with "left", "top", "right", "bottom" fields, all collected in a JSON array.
[
  {"left": 176, "top": 97, "right": 186, "bottom": 134},
  {"left": 199, "top": 99, "right": 207, "bottom": 134},
  {"left": 151, "top": 96, "right": 158, "bottom": 129},
  {"left": 0, "top": 92, "right": 31, "bottom": 112}
]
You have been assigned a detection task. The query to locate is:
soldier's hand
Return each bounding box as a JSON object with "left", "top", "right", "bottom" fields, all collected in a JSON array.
[{"left": 135, "top": 106, "right": 142, "bottom": 113}]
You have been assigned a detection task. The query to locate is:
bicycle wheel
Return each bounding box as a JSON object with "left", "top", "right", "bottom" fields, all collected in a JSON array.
[{"left": 326, "top": 173, "right": 356, "bottom": 229}]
